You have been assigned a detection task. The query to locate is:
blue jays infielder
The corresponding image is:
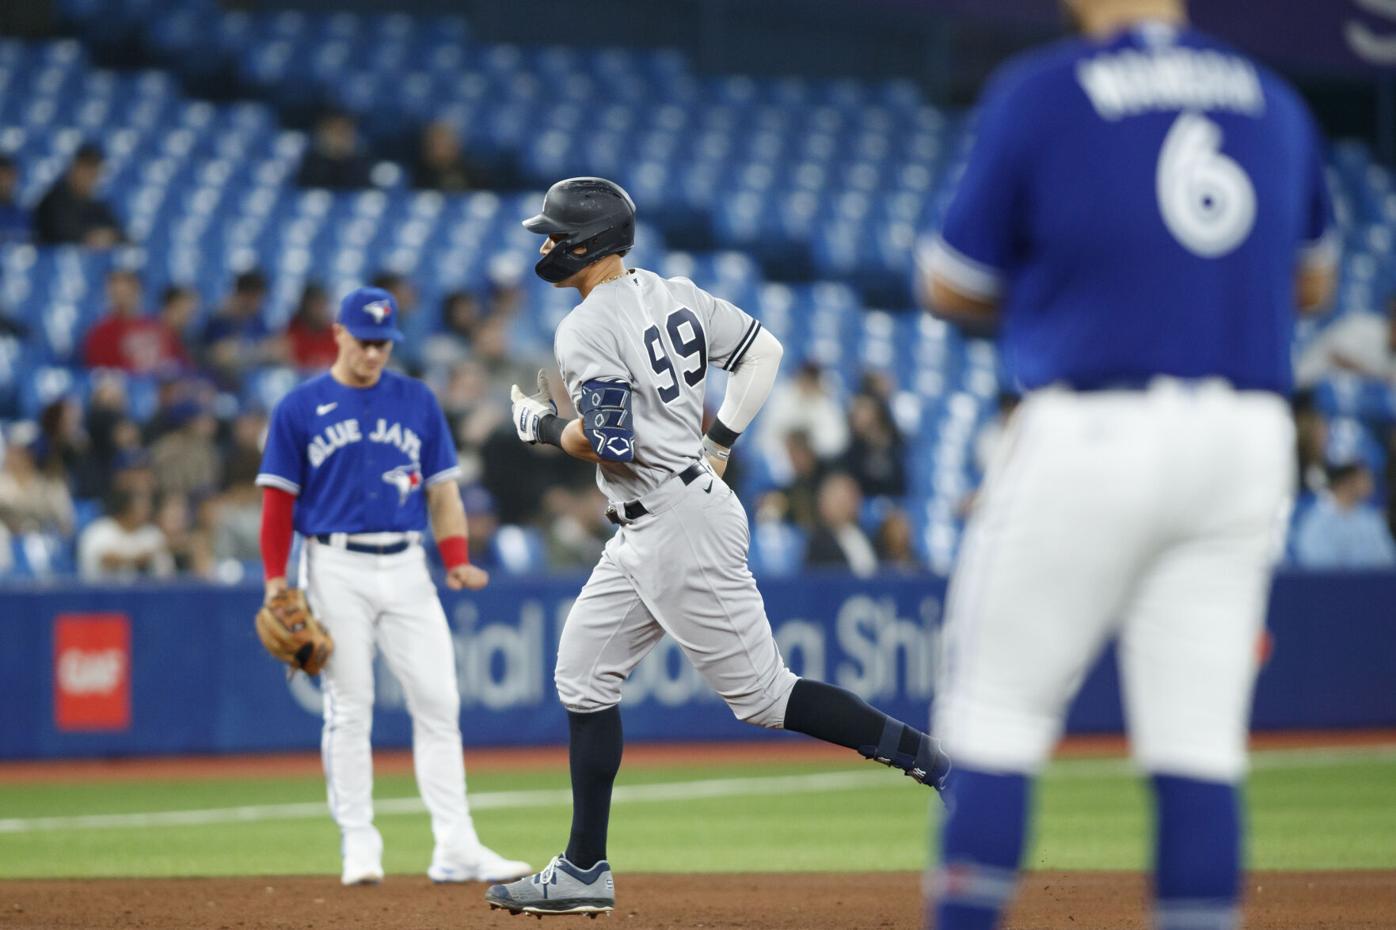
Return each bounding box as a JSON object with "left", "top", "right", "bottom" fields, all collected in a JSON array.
[
  {"left": 921, "top": 1, "right": 1337, "bottom": 928},
  {"left": 257, "top": 286, "right": 530, "bottom": 886}
]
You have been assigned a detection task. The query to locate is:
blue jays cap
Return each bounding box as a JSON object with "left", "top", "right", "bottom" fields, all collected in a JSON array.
[{"left": 337, "top": 286, "right": 404, "bottom": 342}]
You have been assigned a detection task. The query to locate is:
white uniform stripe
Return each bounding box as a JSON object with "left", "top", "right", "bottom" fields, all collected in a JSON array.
[
  {"left": 925, "top": 234, "right": 1005, "bottom": 300},
  {"left": 255, "top": 473, "right": 300, "bottom": 494},
  {"left": 424, "top": 465, "right": 463, "bottom": 486},
  {"left": 725, "top": 320, "right": 762, "bottom": 371}
]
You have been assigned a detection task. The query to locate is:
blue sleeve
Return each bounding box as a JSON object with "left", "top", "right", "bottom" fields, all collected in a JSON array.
[
  {"left": 929, "top": 64, "right": 1039, "bottom": 299},
  {"left": 420, "top": 388, "right": 462, "bottom": 485},
  {"left": 256, "top": 395, "right": 305, "bottom": 494}
]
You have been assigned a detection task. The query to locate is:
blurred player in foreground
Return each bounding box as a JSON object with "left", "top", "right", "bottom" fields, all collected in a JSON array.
[
  {"left": 257, "top": 287, "right": 530, "bottom": 886},
  {"left": 920, "top": 0, "right": 1337, "bottom": 928},
  {"left": 487, "top": 177, "right": 950, "bottom": 917}
]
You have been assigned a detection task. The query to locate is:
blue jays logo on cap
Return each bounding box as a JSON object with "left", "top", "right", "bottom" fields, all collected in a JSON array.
[{"left": 338, "top": 286, "right": 405, "bottom": 342}]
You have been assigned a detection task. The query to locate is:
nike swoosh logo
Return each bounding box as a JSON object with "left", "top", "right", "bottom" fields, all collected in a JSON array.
[
  {"left": 704, "top": 479, "right": 714, "bottom": 493},
  {"left": 316, "top": 402, "right": 338, "bottom": 416}
]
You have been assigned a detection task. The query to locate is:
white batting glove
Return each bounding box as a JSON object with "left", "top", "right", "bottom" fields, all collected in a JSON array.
[{"left": 510, "top": 371, "right": 557, "bottom": 444}]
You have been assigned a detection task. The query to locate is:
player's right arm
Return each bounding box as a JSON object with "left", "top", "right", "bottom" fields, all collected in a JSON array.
[
  {"left": 514, "top": 318, "right": 637, "bottom": 464},
  {"left": 255, "top": 394, "right": 307, "bottom": 599},
  {"left": 921, "top": 64, "right": 1039, "bottom": 326},
  {"left": 685, "top": 280, "right": 782, "bottom": 477}
]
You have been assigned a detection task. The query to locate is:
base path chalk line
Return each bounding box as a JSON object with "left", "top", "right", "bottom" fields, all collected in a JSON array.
[{"left": 1, "top": 744, "right": 1391, "bottom": 835}]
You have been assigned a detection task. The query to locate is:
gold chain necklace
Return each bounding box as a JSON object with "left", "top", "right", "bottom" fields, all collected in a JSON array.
[{"left": 596, "top": 269, "right": 628, "bottom": 287}]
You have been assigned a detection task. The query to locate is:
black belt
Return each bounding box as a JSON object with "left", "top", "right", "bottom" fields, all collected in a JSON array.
[
  {"left": 605, "top": 462, "right": 706, "bottom": 525},
  {"left": 314, "top": 534, "right": 412, "bottom": 555}
]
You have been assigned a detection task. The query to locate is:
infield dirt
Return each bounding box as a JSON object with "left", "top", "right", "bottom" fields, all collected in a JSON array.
[{"left": 1, "top": 872, "right": 1393, "bottom": 930}]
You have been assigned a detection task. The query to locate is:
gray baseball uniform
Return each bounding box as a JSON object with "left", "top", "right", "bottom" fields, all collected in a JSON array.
[{"left": 552, "top": 268, "right": 798, "bottom": 726}]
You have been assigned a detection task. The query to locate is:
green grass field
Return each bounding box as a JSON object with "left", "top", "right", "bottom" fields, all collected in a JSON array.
[{"left": 1, "top": 747, "right": 1392, "bottom": 879}]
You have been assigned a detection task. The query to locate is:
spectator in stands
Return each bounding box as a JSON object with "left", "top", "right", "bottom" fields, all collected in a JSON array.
[
  {"left": 149, "top": 400, "right": 222, "bottom": 498},
  {"left": 422, "top": 290, "right": 484, "bottom": 372},
  {"left": 1295, "top": 294, "right": 1396, "bottom": 386},
  {"left": 760, "top": 361, "right": 850, "bottom": 465},
  {"left": 37, "top": 397, "right": 99, "bottom": 498},
  {"left": 461, "top": 483, "right": 500, "bottom": 570},
  {"left": 220, "top": 410, "right": 267, "bottom": 489},
  {"left": 749, "top": 490, "right": 807, "bottom": 577},
  {"left": 874, "top": 508, "right": 920, "bottom": 573},
  {"left": 437, "top": 359, "right": 504, "bottom": 486},
  {"left": 0, "top": 153, "right": 29, "bottom": 245},
  {"left": 77, "top": 487, "right": 174, "bottom": 580},
  {"left": 83, "top": 270, "right": 191, "bottom": 374},
  {"left": 1293, "top": 460, "right": 1396, "bottom": 569},
  {"left": 806, "top": 471, "right": 878, "bottom": 577},
  {"left": 297, "top": 110, "right": 373, "bottom": 190},
  {"left": 205, "top": 411, "right": 267, "bottom": 575},
  {"left": 0, "top": 421, "right": 75, "bottom": 536},
  {"left": 1293, "top": 390, "right": 1329, "bottom": 494},
  {"left": 842, "top": 389, "right": 906, "bottom": 498},
  {"left": 781, "top": 430, "right": 824, "bottom": 529},
  {"left": 155, "top": 491, "right": 212, "bottom": 577},
  {"left": 83, "top": 372, "right": 143, "bottom": 500},
  {"left": 472, "top": 312, "right": 547, "bottom": 409},
  {"left": 412, "top": 120, "right": 488, "bottom": 192},
  {"left": 201, "top": 269, "right": 286, "bottom": 388},
  {"left": 541, "top": 486, "right": 611, "bottom": 570},
  {"left": 33, "top": 142, "right": 123, "bottom": 247},
  {"left": 154, "top": 284, "right": 198, "bottom": 372},
  {"left": 286, "top": 282, "right": 338, "bottom": 370}
]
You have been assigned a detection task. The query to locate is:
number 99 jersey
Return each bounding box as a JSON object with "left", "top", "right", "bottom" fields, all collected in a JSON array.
[
  {"left": 926, "top": 22, "right": 1334, "bottom": 396},
  {"left": 553, "top": 269, "right": 763, "bottom": 502}
]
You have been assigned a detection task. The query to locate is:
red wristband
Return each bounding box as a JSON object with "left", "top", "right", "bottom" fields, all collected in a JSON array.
[{"left": 439, "top": 535, "right": 470, "bottom": 570}]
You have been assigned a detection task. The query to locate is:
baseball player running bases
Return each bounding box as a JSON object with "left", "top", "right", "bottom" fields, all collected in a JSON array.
[
  {"left": 257, "top": 286, "right": 531, "bottom": 886},
  {"left": 484, "top": 177, "right": 951, "bottom": 917},
  {"left": 921, "top": 1, "right": 1337, "bottom": 928}
]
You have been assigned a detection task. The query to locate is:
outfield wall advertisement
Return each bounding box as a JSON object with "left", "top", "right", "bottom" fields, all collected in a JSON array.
[{"left": 1, "top": 572, "right": 1393, "bottom": 760}]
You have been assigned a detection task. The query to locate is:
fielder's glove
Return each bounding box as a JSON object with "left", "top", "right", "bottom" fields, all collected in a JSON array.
[
  {"left": 511, "top": 370, "right": 557, "bottom": 444},
  {"left": 255, "top": 588, "right": 333, "bottom": 676}
]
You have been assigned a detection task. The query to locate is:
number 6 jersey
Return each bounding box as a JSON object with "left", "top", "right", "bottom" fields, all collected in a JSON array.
[
  {"left": 926, "top": 22, "right": 1334, "bottom": 396},
  {"left": 554, "top": 268, "right": 762, "bottom": 501}
]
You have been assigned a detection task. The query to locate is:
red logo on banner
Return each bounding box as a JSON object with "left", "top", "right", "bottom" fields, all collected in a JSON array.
[{"left": 54, "top": 614, "right": 131, "bottom": 731}]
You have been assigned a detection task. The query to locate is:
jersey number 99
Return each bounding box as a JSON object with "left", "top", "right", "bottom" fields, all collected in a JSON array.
[
  {"left": 644, "top": 307, "right": 707, "bottom": 404},
  {"left": 1156, "top": 112, "right": 1256, "bottom": 259}
]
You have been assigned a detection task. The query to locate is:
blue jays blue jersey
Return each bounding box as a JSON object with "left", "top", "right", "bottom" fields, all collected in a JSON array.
[
  {"left": 255, "top": 370, "right": 461, "bottom": 535},
  {"left": 930, "top": 23, "right": 1335, "bottom": 394}
]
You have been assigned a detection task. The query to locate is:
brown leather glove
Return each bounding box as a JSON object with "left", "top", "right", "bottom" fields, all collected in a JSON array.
[{"left": 255, "top": 588, "right": 333, "bottom": 676}]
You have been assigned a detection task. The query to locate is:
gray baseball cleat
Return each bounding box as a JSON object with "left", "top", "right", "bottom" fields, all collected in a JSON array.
[{"left": 485, "top": 854, "right": 614, "bottom": 918}]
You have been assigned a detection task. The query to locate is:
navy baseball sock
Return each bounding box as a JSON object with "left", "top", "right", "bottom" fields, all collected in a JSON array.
[
  {"left": 932, "top": 767, "right": 1029, "bottom": 930},
  {"left": 782, "top": 678, "right": 947, "bottom": 785},
  {"left": 564, "top": 707, "right": 623, "bottom": 871},
  {"left": 1152, "top": 774, "right": 1241, "bottom": 930}
]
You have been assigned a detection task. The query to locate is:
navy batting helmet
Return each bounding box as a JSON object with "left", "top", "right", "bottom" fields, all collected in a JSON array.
[{"left": 522, "top": 177, "right": 636, "bottom": 284}]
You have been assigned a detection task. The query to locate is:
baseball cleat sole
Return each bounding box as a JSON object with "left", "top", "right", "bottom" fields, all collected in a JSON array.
[{"left": 489, "top": 903, "right": 612, "bottom": 918}]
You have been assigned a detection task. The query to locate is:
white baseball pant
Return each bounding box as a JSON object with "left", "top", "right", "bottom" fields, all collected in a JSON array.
[
  {"left": 935, "top": 379, "right": 1294, "bottom": 783},
  {"left": 302, "top": 541, "right": 482, "bottom": 863}
]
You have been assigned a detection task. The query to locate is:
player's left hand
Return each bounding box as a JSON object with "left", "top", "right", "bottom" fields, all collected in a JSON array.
[
  {"left": 445, "top": 563, "right": 490, "bottom": 591},
  {"left": 511, "top": 371, "right": 557, "bottom": 444}
]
